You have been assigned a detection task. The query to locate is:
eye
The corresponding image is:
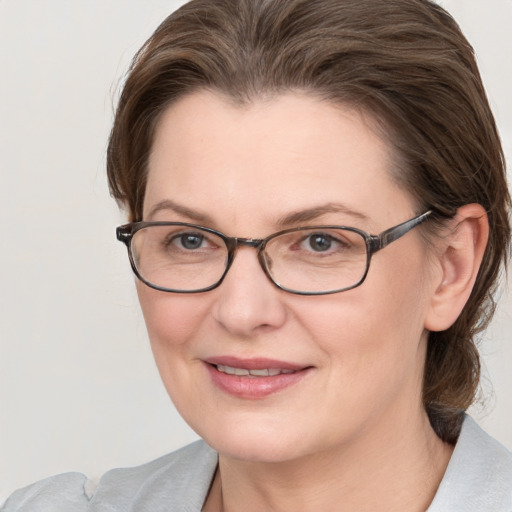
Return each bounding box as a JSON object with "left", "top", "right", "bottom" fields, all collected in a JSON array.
[
  {"left": 159, "top": 229, "right": 214, "bottom": 252},
  {"left": 307, "top": 233, "right": 334, "bottom": 252},
  {"left": 299, "top": 232, "right": 349, "bottom": 254},
  {"left": 175, "top": 233, "right": 205, "bottom": 250},
  {"left": 275, "top": 229, "right": 355, "bottom": 257}
]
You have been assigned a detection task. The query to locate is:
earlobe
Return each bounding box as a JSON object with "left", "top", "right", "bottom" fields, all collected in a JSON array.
[{"left": 424, "top": 204, "right": 489, "bottom": 332}]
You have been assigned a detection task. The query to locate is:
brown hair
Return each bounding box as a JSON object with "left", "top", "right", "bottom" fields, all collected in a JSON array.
[{"left": 107, "top": 0, "right": 511, "bottom": 443}]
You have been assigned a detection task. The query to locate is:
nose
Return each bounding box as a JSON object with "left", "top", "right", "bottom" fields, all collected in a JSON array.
[{"left": 211, "top": 246, "right": 288, "bottom": 338}]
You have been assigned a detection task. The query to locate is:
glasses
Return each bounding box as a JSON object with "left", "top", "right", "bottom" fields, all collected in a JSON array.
[{"left": 116, "top": 211, "right": 431, "bottom": 295}]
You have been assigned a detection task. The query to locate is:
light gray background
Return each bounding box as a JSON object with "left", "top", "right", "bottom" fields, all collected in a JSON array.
[{"left": 1, "top": 0, "right": 511, "bottom": 501}]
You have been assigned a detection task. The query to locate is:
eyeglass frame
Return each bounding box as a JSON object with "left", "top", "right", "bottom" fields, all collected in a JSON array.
[{"left": 116, "top": 210, "right": 432, "bottom": 296}]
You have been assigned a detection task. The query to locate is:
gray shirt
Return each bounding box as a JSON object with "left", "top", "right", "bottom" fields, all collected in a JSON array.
[{"left": 2, "top": 416, "right": 511, "bottom": 511}]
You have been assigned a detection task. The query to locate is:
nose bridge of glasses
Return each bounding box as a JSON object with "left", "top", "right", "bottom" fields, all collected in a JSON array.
[
  {"left": 233, "top": 237, "right": 265, "bottom": 249},
  {"left": 227, "top": 237, "right": 271, "bottom": 275},
  {"left": 224, "top": 237, "right": 272, "bottom": 280}
]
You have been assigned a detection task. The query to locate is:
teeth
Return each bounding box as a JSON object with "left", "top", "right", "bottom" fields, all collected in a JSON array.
[
  {"left": 216, "top": 364, "right": 297, "bottom": 377},
  {"left": 249, "top": 368, "right": 270, "bottom": 376}
]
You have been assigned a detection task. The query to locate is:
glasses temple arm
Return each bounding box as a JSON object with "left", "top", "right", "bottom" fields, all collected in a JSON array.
[{"left": 369, "top": 211, "right": 432, "bottom": 252}]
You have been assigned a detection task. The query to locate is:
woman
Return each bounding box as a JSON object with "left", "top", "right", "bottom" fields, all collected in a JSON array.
[{"left": 3, "top": 0, "right": 511, "bottom": 510}]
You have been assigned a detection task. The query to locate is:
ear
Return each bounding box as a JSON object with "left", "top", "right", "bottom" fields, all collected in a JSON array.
[{"left": 424, "top": 204, "right": 489, "bottom": 332}]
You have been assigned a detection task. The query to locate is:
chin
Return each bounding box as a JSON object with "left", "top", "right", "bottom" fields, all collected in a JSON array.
[
  {"left": 192, "top": 414, "right": 323, "bottom": 464},
  {"left": 205, "top": 433, "right": 303, "bottom": 463}
]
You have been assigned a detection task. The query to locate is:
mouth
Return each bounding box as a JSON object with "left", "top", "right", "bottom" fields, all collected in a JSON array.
[
  {"left": 215, "top": 364, "right": 298, "bottom": 377},
  {"left": 204, "top": 357, "right": 312, "bottom": 399}
]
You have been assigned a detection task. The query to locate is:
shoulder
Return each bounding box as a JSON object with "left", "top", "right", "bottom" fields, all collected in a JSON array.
[
  {"left": 428, "top": 415, "right": 512, "bottom": 512},
  {"left": 91, "top": 440, "right": 217, "bottom": 511},
  {"left": 1, "top": 440, "right": 218, "bottom": 512},
  {"left": 1, "top": 473, "right": 91, "bottom": 512}
]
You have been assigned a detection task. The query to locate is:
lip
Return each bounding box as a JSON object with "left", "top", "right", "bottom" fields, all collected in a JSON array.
[{"left": 203, "top": 356, "right": 313, "bottom": 399}]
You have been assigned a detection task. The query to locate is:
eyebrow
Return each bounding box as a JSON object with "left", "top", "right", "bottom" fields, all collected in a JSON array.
[
  {"left": 147, "top": 199, "right": 369, "bottom": 228},
  {"left": 276, "top": 203, "right": 369, "bottom": 227},
  {"left": 146, "top": 199, "right": 215, "bottom": 225}
]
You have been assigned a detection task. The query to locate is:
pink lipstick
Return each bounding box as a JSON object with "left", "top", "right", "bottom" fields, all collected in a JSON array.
[{"left": 204, "top": 357, "right": 312, "bottom": 399}]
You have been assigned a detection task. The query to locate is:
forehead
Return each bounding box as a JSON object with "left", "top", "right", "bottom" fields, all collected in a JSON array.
[{"left": 145, "top": 90, "right": 413, "bottom": 230}]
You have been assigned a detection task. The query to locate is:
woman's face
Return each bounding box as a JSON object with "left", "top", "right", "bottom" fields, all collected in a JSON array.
[{"left": 139, "top": 91, "right": 439, "bottom": 462}]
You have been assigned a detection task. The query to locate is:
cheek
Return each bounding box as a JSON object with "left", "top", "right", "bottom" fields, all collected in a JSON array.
[
  {"left": 136, "top": 284, "right": 211, "bottom": 359},
  {"left": 301, "top": 252, "right": 431, "bottom": 374},
  {"left": 136, "top": 284, "right": 214, "bottom": 422}
]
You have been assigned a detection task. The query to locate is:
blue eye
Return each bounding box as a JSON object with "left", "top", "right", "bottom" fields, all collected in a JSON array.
[
  {"left": 161, "top": 230, "right": 210, "bottom": 252},
  {"left": 178, "top": 233, "right": 204, "bottom": 250}
]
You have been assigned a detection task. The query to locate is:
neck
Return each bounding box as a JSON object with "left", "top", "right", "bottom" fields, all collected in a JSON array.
[{"left": 204, "top": 408, "right": 453, "bottom": 512}]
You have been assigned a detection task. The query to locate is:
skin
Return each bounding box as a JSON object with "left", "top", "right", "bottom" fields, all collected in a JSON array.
[{"left": 137, "top": 90, "right": 486, "bottom": 511}]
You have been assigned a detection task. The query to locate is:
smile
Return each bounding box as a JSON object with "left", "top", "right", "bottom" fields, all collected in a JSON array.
[
  {"left": 205, "top": 358, "right": 312, "bottom": 399},
  {"left": 215, "top": 365, "right": 297, "bottom": 377}
]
